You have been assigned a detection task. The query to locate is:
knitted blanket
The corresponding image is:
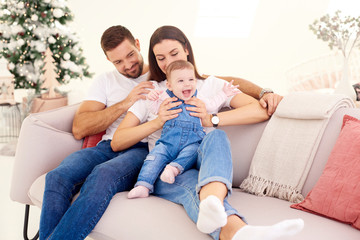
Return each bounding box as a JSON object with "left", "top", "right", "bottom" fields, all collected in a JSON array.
[{"left": 240, "top": 92, "right": 355, "bottom": 203}]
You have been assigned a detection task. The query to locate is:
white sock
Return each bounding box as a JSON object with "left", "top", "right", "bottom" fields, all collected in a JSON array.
[
  {"left": 232, "top": 218, "right": 304, "bottom": 240},
  {"left": 160, "top": 165, "right": 180, "bottom": 184},
  {"left": 127, "top": 185, "right": 149, "bottom": 199},
  {"left": 197, "top": 195, "right": 228, "bottom": 233}
]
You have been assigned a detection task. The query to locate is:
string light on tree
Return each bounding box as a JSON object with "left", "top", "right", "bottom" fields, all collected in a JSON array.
[{"left": 0, "top": 0, "right": 93, "bottom": 92}]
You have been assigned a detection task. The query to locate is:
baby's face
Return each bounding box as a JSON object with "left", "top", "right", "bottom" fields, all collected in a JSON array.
[{"left": 167, "top": 68, "right": 197, "bottom": 101}]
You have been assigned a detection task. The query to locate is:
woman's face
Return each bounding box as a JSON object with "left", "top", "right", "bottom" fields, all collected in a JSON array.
[{"left": 153, "top": 39, "right": 189, "bottom": 74}]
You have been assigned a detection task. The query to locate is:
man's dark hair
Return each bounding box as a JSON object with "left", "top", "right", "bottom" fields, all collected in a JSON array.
[{"left": 100, "top": 25, "right": 135, "bottom": 56}]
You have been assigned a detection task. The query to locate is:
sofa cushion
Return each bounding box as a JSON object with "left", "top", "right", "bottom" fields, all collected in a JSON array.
[
  {"left": 28, "top": 174, "right": 210, "bottom": 240},
  {"left": 291, "top": 115, "right": 360, "bottom": 230},
  {"left": 28, "top": 175, "right": 360, "bottom": 240},
  {"left": 82, "top": 131, "right": 105, "bottom": 149}
]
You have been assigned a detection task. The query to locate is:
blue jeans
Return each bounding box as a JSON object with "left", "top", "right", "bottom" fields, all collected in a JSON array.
[
  {"left": 39, "top": 140, "right": 148, "bottom": 240},
  {"left": 153, "top": 129, "right": 245, "bottom": 240},
  {"left": 136, "top": 120, "right": 205, "bottom": 192}
]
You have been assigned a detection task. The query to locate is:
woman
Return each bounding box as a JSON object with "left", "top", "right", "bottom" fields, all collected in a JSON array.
[{"left": 111, "top": 26, "right": 304, "bottom": 240}]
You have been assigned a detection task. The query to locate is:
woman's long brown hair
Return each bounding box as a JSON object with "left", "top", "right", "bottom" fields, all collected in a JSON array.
[{"left": 148, "top": 25, "right": 204, "bottom": 82}]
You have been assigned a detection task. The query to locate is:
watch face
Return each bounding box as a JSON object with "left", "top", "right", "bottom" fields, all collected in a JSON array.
[{"left": 212, "top": 116, "right": 220, "bottom": 124}]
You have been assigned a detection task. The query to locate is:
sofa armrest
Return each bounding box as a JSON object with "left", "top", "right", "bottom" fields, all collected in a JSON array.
[{"left": 10, "top": 104, "right": 83, "bottom": 205}]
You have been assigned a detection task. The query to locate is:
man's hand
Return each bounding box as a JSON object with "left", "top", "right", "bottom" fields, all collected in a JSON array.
[
  {"left": 259, "top": 93, "right": 283, "bottom": 116},
  {"left": 124, "top": 81, "right": 154, "bottom": 108}
]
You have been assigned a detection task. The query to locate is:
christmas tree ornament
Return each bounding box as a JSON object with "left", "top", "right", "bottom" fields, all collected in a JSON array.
[{"left": 40, "top": 48, "right": 60, "bottom": 98}]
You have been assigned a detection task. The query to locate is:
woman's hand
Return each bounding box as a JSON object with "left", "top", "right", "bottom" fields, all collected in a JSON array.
[
  {"left": 156, "top": 97, "right": 182, "bottom": 127},
  {"left": 185, "top": 97, "right": 212, "bottom": 127}
]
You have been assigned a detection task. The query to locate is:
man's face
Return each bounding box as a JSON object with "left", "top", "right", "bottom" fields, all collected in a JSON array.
[{"left": 106, "top": 39, "right": 144, "bottom": 78}]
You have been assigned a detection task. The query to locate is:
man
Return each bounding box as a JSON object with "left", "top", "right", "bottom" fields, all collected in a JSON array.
[
  {"left": 39, "top": 25, "right": 152, "bottom": 240},
  {"left": 40, "top": 25, "right": 282, "bottom": 240}
]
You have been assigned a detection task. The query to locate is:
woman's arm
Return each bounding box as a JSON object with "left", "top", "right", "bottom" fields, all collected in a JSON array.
[
  {"left": 203, "top": 74, "right": 283, "bottom": 116},
  {"left": 186, "top": 93, "right": 269, "bottom": 128},
  {"left": 110, "top": 112, "right": 162, "bottom": 151},
  {"left": 203, "top": 74, "right": 261, "bottom": 99},
  {"left": 111, "top": 97, "right": 183, "bottom": 152}
]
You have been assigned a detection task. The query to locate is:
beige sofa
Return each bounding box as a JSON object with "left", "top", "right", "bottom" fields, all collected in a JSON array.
[{"left": 10, "top": 103, "right": 360, "bottom": 240}]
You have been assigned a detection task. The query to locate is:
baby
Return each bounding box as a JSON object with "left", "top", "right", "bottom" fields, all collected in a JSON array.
[{"left": 128, "top": 60, "right": 239, "bottom": 199}]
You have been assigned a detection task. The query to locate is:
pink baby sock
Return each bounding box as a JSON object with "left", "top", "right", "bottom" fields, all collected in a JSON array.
[
  {"left": 127, "top": 185, "right": 149, "bottom": 199},
  {"left": 160, "top": 165, "right": 180, "bottom": 184}
]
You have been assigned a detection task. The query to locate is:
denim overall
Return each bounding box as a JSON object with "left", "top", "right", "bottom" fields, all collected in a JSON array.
[{"left": 135, "top": 89, "right": 206, "bottom": 192}]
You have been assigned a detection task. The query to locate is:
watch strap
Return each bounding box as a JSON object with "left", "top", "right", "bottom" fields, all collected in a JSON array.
[
  {"left": 211, "top": 113, "right": 219, "bottom": 127},
  {"left": 259, "top": 88, "right": 274, "bottom": 99}
]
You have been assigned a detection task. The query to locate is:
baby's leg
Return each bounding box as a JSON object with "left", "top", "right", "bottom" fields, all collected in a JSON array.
[
  {"left": 161, "top": 143, "right": 199, "bottom": 184},
  {"left": 160, "top": 165, "right": 180, "bottom": 184}
]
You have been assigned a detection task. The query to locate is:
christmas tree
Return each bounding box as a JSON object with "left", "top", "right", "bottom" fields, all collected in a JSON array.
[{"left": 0, "top": 0, "right": 93, "bottom": 93}]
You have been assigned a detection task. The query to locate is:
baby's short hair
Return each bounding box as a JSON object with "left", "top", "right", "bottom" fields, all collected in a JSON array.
[{"left": 166, "top": 60, "right": 194, "bottom": 79}]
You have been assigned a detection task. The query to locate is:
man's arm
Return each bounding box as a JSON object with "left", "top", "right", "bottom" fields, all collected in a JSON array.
[
  {"left": 72, "top": 81, "right": 154, "bottom": 140},
  {"left": 72, "top": 100, "right": 130, "bottom": 140}
]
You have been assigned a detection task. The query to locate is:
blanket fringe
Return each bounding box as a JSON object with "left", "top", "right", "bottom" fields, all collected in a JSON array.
[{"left": 240, "top": 175, "right": 304, "bottom": 203}]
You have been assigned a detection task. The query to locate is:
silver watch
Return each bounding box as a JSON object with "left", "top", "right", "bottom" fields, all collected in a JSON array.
[
  {"left": 259, "top": 88, "right": 274, "bottom": 99},
  {"left": 211, "top": 113, "right": 219, "bottom": 127}
]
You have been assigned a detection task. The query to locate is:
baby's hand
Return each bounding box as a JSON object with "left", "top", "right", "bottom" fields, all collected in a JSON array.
[
  {"left": 223, "top": 80, "right": 240, "bottom": 97},
  {"left": 147, "top": 89, "right": 163, "bottom": 101}
]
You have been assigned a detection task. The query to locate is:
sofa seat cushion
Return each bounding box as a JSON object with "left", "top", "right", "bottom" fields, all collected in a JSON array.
[
  {"left": 28, "top": 174, "right": 210, "bottom": 240},
  {"left": 28, "top": 176, "right": 359, "bottom": 240},
  {"left": 229, "top": 189, "right": 359, "bottom": 240}
]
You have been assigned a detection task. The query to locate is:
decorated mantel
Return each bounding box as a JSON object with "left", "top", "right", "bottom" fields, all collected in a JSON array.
[
  {"left": 0, "top": 0, "right": 92, "bottom": 114},
  {"left": 310, "top": 10, "right": 360, "bottom": 102}
]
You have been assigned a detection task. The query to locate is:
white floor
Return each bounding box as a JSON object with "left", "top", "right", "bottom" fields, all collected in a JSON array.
[
  {"left": 0, "top": 144, "right": 92, "bottom": 240},
  {"left": 0, "top": 153, "right": 40, "bottom": 239}
]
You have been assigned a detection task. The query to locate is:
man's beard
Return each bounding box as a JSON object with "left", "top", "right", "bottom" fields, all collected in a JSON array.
[{"left": 125, "top": 59, "right": 144, "bottom": 79}]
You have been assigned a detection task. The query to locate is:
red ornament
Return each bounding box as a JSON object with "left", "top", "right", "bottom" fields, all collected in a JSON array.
[{"left": 41, "top": 12, "right": 47, "bottom": 18}]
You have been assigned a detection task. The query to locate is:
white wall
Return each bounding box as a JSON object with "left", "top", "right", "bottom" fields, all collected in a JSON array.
[{"left": 66, "top": 0, "right": 335, "bottom": 95}]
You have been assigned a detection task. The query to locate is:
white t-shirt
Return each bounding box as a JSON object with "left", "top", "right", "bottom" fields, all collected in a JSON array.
[
  {"left": 129, "top": 75, "right": 235, "bottom": 150},
  {"left": 84, "top": 69, "right": 149, "bottom": 141}
]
